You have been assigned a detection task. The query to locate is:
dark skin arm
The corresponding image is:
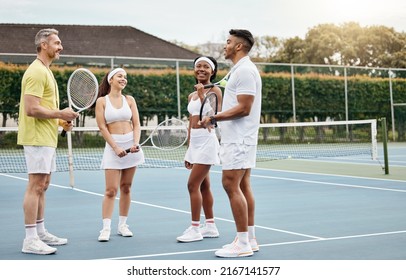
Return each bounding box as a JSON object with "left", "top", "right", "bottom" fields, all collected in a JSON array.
[{"left": 199, "top": 94, "right": 254, "bottom": 129}]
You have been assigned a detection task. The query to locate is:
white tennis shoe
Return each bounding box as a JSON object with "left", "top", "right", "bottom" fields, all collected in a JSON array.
[
  {"left": 199, "top": 223, "right": 219, "bottom": 238},
  {"left": 22, "top": 237, "right": 57, "bottom": 255},
  {"left": 223, "top": 237, "right": 259, "bottom": 252},
  {"left": 215, "top": 240, "right": 253, "bottom": 258},
  {"left": 98, "top": 228, "right": 111, "bottom": 242},
  {"left": 177, "top": 226, "right": 203, "bottom": 242},
  {"left": 118, "top": 224, "right": 133, "bottom": 237},
  {"left": 38, "top": 230, "right": 68, "bottom": 246}
]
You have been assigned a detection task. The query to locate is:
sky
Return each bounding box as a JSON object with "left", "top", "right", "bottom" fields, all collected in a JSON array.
[{"left": 1, "top": 0, "right": 406, "bottom": 45}]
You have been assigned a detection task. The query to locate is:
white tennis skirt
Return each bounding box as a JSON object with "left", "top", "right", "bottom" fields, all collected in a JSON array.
[
  {"left": 184, "top": 128, "right": 220, "bottom": 165},
  {"left": 101, "top": 132, "right": 145, "bottom": 169}
]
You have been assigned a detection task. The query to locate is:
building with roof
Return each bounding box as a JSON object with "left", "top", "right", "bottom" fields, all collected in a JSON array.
[{"left": 0, "top": 23, "right": 199, "bottom": 65}]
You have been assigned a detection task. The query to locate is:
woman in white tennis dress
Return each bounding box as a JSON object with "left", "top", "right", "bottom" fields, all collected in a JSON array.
[
  {"left": 95, "top": 68, "right": 144, "bottom": 242},
  {"left": 177, "top": 56, "right": 223, "bottom": 243}
]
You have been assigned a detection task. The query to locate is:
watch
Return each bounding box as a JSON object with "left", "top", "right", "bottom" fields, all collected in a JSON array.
[{"left": 209, "top": 116, "right": 217, "bottom": 127}]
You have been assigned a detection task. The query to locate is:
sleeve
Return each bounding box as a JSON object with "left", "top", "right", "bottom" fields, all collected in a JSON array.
[
  {"left": 235, "top": 67, "right": 257, "bottom": 96},
  {"left": 24, "top": 68, "right": 45, "bottom": 98}
]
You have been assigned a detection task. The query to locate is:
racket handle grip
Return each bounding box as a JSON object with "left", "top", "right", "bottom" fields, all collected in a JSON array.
[
  {"left": 61, "top": 121, "right": 72, "bottom": 137},
  {"left": 125, "top": 145, "right": 140, "bottom": 153},
  {"left": 203, "top": 84, "right": 215, "bottom": 89}
]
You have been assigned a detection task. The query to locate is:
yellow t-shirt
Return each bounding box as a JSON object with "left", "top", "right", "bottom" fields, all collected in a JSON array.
[{"left": 17, "top": 59, "right": 60, "bottom": 147}]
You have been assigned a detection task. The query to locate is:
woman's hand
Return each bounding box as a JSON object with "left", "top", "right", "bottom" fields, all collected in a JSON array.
[
  {"left": 126, "top": 145, "right": 140, "bottom": 153},
  {"left": 184, "top": 161, "right": 193, "bottom": 169}
]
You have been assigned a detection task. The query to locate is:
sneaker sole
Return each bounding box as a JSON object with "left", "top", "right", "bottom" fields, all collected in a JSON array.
[
  {"left": 98, "top": 238, "right": 109, "bottom": 242},
  {"left": 202, "top": 234, "right": 219, "bottom": 238},
  {"left": 215, "top": 251, "right": 254, "bottom": 258},
  {"left": 118, "top": 233, "right": 133, "bottom": 237},
  {"left": 22, "top": 248, "right": 57, "bottom": 255},
  {"left": 42, "top": 241, "right": 68, "bottom": 246},
  {"left": 176, "top": 237, "right": 203, "bottom": 243}
]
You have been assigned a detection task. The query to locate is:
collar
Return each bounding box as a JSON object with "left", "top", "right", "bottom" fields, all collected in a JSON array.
[{"left": 230, "top": 56, "right": 251, "bottom": 73}]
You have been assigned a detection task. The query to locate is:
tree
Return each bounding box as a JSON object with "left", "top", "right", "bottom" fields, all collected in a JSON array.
[
  {"left": 272, "top": 36, "right": 306, "bottom": 63},
  {"left": 302, "top": 23, "right": 344, "bottom": 65},
  {"left": 300, "top": 22, "right": 406, "bottom": 69},
  {"left": 250, "top": 36, "right": 283, "bottom": 62},
  {"left": 0, "top": 68, "right": 21, "bottom": 127}
]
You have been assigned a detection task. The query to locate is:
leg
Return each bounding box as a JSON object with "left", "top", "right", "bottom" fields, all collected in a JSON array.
[
  {"left": 222, "top": 169, "right": 248, "bottom": 232},
  {"left": 102, "top": 169, "right": 121, "bottom": 219},
  {"left": 23, "top": 173, "right": 50, "bottom": 226},
  {"left": 98, "top": 169, "right": 120, "bottom": 241},
  {"left": 240, "top": 168, "right": 259, "bottom": 251},
  {"left": 177, "top": 164, "right": 210, "bottom": 242},
  {"left": 187, "top": 164, "right": 211, "bottom": 221},
  {"left": 201, "top": 174, "right": 214, "bottom": 220},
  {"left": 119, "top": 167, "right": 136, "bottom": 217},
  {"left": 215, "top": 169, "right": 253, "bottom": 258},
  {"left": 200, "top": 171, "right": 220, "bottom": 238},
  {"left": 22, "top": 173, "right": 63, "bottom": 253},
  {"left": 240, "top": 169, "right": 255, "bottom": 226},
  {"left": 116, "top": 167, "right": 136, "bottom": 237}
]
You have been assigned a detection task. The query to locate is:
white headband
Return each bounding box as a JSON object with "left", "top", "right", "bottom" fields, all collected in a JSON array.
[
  {"left": 107, "top": 68, "right": 126, "bottom": 84},
  {"left": 194, "top": 57, "right": 215, "bottom": 71}
]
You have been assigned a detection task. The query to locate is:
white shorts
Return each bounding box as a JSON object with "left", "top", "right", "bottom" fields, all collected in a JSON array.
[
  {"left": 23, "top": 146, "right": 56, "bottom": 174},
  {"left": 220, "top": 143, "right": 257, "bottom": 170},
  {"left": 101, "top": 132, "right": 145, "bottom": 169},
  {"left": 184, "top": 128, "right": 220, "bottom": 165}
]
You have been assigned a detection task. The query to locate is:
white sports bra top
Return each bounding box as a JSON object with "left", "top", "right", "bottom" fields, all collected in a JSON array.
[
  {"left": 187, "top": 97, "right": 201, "bottom": 116},
  {"left": 104, "top": 95, "right": 132, "bottom": 124}
]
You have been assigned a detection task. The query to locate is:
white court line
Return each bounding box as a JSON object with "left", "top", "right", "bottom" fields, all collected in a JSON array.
[
  {"left": 100, "top": 229, "right": 406, "bottom": 260},
  {"left": 254, "top": 167, "right": 406, "bottom": 183},
  {"left": 252, "top": 174, "right": 406, "bottom": 193},
  {"left": 207, "top": 169, "right": 406, "bottom": 193}
]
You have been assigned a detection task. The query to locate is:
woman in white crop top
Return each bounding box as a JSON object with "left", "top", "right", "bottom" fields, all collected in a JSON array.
[
  {"left": 95, "top": 68, "right": 145, "bottom": 242},
  {"left": 177, "top": 56, "right": 223, "bottom": 242}
]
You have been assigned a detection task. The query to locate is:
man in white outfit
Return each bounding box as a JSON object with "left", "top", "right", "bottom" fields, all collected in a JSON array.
[{"left": 200, "top": 29, "right": 262, "bottom": 258}]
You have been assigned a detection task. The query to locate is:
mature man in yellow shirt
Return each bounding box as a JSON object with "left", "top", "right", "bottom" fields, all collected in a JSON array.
[{"left": 17, "top": 28, "right": 79, "bottom": 255}]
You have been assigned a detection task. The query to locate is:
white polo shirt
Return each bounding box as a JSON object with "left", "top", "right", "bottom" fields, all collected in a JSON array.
[{"left": 220, "top": 56, "right": 262, "bottom": 145}]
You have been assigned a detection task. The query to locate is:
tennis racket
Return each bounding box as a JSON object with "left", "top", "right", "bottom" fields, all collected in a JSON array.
[
  {"left": 203, "top": 71, "right": 231, "bottom": 89},
  {"left": 199, "top": 92, "right": 218, "bottom": 127},
  {"left": 125, "top": 118, "right": 188, "bottom": 152},
  {"left": 61, "top": 68, "right": 98, "bottom": 137}
]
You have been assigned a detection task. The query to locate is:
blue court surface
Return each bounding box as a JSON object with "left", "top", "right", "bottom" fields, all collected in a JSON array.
[{"left": 0, "top": 143, "right": 405, "bottom": 279}]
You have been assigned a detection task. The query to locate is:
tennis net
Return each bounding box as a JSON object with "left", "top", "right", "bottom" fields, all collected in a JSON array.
[
  {"left": 0, "top": 119, "right": 377, "bottom": 173},
  {"left": 256, "top": 119, "right": 377, "bottom": 161}
]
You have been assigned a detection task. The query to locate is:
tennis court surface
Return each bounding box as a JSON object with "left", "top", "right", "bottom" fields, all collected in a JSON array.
[{"left": 1, "top": 142, "right": 405, "bottom": 261}]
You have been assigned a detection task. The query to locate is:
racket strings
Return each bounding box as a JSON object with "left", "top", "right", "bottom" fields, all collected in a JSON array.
[
  {"left": 69, "top": 72, "right": 98, "bottom": 109},
  {"left": 205, "top": 95, "right": 217, "bottom": 116},
  {"left": 201, "top": 93, "right": 217, "bottom": 118},
  {"left": 150, "top": 119, "right": 188, "bottom": 149}
]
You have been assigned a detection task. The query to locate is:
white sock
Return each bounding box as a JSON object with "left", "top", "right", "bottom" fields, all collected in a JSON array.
[
  {"left": 25, "top": 224, "right": 37, "bottom": 239},
  {"left": 248, "top": 226, "right": 256, "bottom": 240},
  {"left": 102, "top": 218, "right": 111, "bottom": 230},
  {"left": 191, "top": 221, "right": 200, "bottom": 227},
  {"left": 36, "top": 219, "right": 45, "bottom": 235},
  {"left": 118, "top": 216, "right": 127, "bottom": 227},
  {"left": 237, "top": 231, "right": 249, "bottom": 245},
  {"left": 205, "top": 218, "right": 215, "bottom": 224}
]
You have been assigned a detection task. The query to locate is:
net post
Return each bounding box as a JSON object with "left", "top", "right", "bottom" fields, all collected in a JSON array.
[
  {"left": 381, "top": 117, "right": 389, "bottom": 175},
  {"left": 67, "top": 131, "right": 75, "bottom": 187},
  {"left": 370, "top": 119, "right": 378, "bottom": 160}
]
